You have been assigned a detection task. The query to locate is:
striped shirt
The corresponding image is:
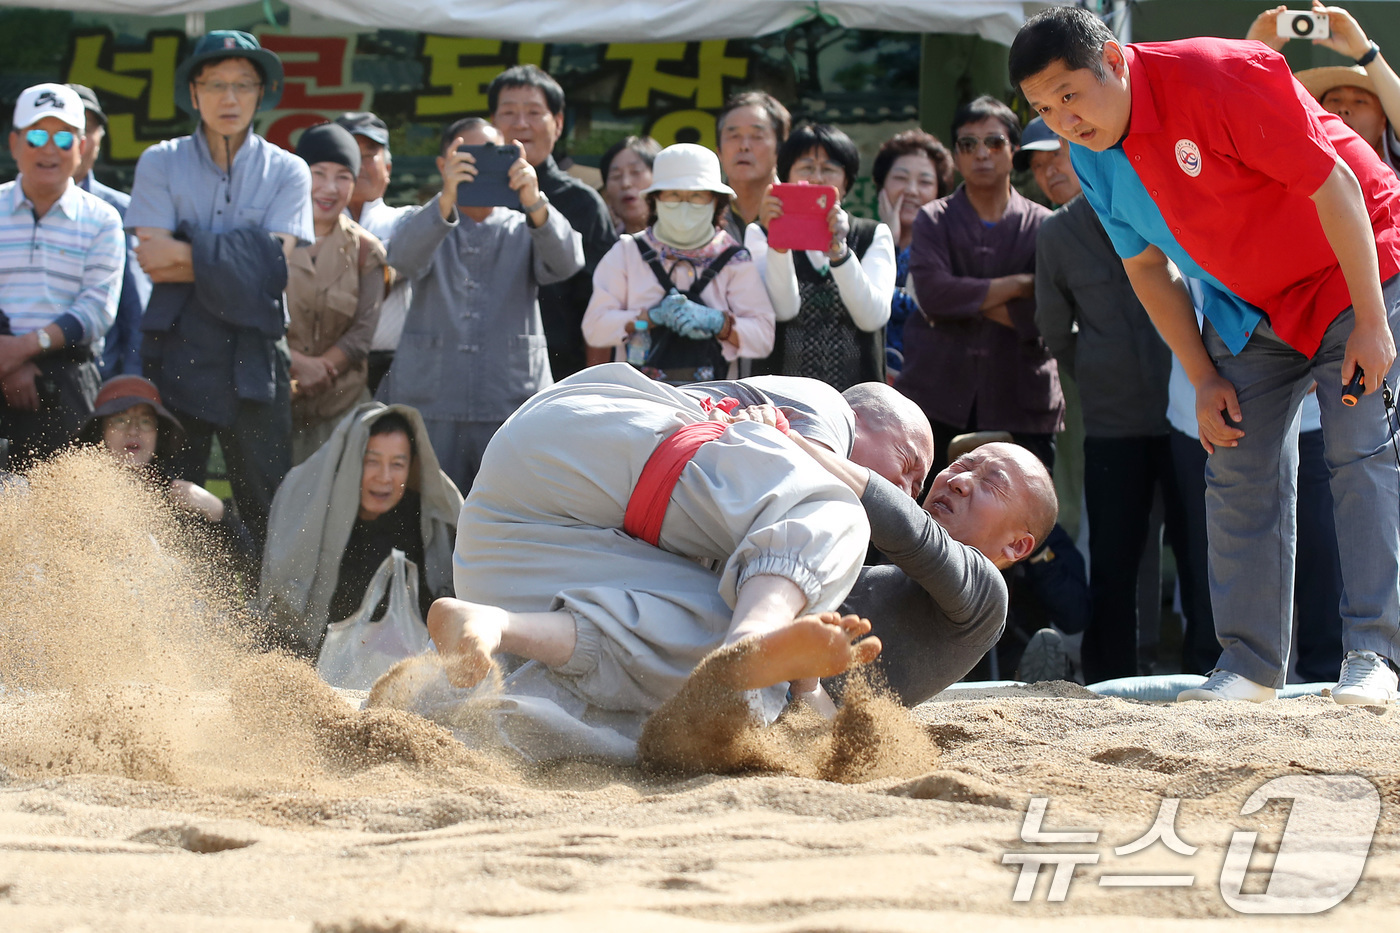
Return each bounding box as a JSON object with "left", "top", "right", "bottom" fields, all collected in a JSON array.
[{"left": 0, "top": 177, "right": 124, "bottom": 345}]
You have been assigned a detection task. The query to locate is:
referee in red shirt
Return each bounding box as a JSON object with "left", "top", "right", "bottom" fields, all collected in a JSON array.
[{"left": 1010, "top": 7, "right": 1400, "bottom": 705}]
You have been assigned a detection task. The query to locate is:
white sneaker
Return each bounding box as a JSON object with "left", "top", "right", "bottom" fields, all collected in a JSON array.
[
  {"left": 1327, "top": 650, "right": 1398, "bottom": 706},
  {"left": 1177, "top": 669, "right": 1277, "bottom": 703}
]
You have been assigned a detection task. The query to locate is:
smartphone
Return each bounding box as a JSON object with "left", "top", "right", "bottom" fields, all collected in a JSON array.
[
  {"left": 1277, "top": 11, "right": 1329, "bottom": 40},
  {"left": 768, "top": 182, "right": 839, "bottom": 252},
  {"left": 455, "top": 142, "right": 522, "bottom": 208}
]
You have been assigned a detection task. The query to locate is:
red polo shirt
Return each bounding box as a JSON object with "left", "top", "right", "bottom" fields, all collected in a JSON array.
[{"left": 1123, "top": 38, "right": 1400, "bottom": 356}]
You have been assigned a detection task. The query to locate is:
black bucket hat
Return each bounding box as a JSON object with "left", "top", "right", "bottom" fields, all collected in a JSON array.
[{"left": 175, "top": 30, "right": 284, "bottom": 117}]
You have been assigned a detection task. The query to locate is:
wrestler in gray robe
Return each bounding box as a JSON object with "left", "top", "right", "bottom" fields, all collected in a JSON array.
[{"left": 409, "top": 363, "right": 869, "bottom": 762}]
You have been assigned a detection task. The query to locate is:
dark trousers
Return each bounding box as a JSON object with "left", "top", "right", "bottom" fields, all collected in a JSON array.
[
  {"left": 165, "top": 367, "right": 291, "bottom": 554},
  {"left": 1080, "top": 434, "right": 1196, "bottom": 682},
  {"left": 366, "top": 349, "right": 394, "bottom": 397},
  {"left": 1294, "top": 427, "right": 1345, "bottom": 682},
  {"left": 929, "top": 417, "right": 1055, "bottom": 478},
  {"left": 1168, "top": 429, "right": 1223, "bottom": 675},
  {"left": 0, "top": 355, "right": 100, "bottom": 469}
]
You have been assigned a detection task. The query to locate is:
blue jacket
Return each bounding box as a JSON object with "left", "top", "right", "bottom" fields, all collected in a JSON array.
[
  {"left": 82, "top": 174, "right": 150, "bottom": 378},
  {"left": 140, "top": 223, "right": 288, "bottom": 426}
]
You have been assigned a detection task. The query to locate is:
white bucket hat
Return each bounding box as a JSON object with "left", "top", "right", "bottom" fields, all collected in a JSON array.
[
  {"left": 13, "top": 83, "right": 85, "bottom": 132},
  {"left": 641, "top": 143, "right": 736, "bottom": 197}
]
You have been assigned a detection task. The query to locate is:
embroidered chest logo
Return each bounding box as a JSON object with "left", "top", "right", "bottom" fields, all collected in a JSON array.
[{"left": 1175, "top": 139, "right": 1202, "bottom": 178}]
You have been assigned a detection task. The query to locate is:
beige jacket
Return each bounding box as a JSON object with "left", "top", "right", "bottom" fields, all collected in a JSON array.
[{"left": 287, "top": 213, "right": 387, "bottom": 424}]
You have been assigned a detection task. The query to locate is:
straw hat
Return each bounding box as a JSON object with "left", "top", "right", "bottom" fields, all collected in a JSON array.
[{"left": 1295, "top": 65, "right": 1376, "bottom": 102}]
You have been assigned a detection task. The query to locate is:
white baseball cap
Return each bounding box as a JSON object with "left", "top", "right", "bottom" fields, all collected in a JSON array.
[
  {"left": 13, "top": 83, "right": 85, "bottom": 133},
  {"left": 642, "top": 143, "right": 736, "bottom": 197}
]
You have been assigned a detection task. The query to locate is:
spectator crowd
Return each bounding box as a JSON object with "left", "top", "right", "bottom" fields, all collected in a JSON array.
[{"left": 3, "top": 0, "right": 1398, "bottom": 693}]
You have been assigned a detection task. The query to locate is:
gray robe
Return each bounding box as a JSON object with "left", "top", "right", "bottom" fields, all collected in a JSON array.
[
  {"left": 406, "top": 364, "right": 869, "bottom": 763},
  {"left": 379, "top": 196, "right": 583, "bottom": 424}
]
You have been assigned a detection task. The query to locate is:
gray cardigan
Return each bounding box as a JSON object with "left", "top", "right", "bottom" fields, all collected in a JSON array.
[
  {"left": 381, "top": 196, "right": 583, "bottom": 422},
  {"left": 1034, "top": 195, "right": 1172, "bottom": 438}
]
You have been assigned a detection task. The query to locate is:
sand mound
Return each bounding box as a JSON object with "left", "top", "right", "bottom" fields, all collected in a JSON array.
[{"left": 638, "top": 639, "right": 938, "bottom": 781}]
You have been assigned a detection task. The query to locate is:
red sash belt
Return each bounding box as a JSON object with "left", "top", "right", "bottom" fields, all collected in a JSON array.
[{"left": 622, "top": 396, "right": 789, "bottom": 546}]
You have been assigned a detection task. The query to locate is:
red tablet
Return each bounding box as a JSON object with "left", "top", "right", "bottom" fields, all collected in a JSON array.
[{"left": 767, "top": 183, "right": 838, "bottom": 252}]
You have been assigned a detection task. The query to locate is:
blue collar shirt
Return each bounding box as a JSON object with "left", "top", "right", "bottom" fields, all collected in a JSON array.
[
  {"left": 125, "top": 128, "right": 312, "bottom": 243},
  {"left": 1071, "top": 141, "right": 1263, "bottom": 356}
]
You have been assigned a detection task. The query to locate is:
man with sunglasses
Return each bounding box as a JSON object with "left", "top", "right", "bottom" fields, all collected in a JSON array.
[
  {"left": 126, "top": 31, "right": 312, "bottom": 550},
  {"left": 896, "top": 95, "right": 1063, "bottom": 477},
  {"left": 0, "top": 83, "right": 125, "bottom": 468}
]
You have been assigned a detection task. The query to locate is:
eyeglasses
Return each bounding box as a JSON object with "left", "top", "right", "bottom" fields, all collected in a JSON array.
[
  {"left": 107, "top": 414, "right": 158, "bottom": 432},
  {"left": 656, "top": 190, "right": 715, "bottom": 204},
  {"left": 955, "top": 134, "right": 1010, "bottom": 154},
  {"left": 196, "top": 80, "right": 263, "bottom": 98},
  {"left": 25, "top": 129, "right": 76, "bottom": 150}
]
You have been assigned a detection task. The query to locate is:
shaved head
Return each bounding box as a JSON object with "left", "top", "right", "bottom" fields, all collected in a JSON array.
[
  {"left": 1009, "top": 444, "right": 1058, "bottom": 550},
  {"left": 842, "top": 383, "right": 935, "bottom": 498},
  {"left": 924, "top": 442, "right": 1058, "bottom": 569}
]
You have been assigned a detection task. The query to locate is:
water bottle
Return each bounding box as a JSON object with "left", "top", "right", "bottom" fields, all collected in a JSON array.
[{"left": 627, "top": 318, "right": 651, "bottom": 368}]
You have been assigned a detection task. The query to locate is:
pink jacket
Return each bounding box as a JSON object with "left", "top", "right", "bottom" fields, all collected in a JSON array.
[{"left": 583, "top": 228, "right": 775, "bottom": 371}]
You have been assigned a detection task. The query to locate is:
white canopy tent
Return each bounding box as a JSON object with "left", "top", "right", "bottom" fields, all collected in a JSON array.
[{"left": 18, "top": 0, "right": 1039, "bottom": 45}]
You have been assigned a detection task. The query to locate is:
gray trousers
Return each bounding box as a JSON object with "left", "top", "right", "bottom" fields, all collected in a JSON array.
[
  {"left": 448, "top": 364, "right": 868, "bottom": 760},
  {"left": 1202, "top": 275, "right": 1400, "bottom": 687}
]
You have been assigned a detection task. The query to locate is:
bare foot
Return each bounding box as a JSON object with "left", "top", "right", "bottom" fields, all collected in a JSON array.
[
  {"left": 732, "top": 612, "right": 881, "bottom": 691},
  {"left": 426, "top": 597, "right": 504, "bottom": 689}
]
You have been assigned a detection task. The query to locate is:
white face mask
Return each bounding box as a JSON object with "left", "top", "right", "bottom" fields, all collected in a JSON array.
[{"left": 653, "top": 200, "right": 715, "bottom": 249}]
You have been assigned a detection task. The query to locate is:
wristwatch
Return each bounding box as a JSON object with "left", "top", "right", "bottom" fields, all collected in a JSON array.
[
  {"left": 522, "top": 193, "right": 550, "bottom": 213},
  {"left": 1357, "top": 41, "right": 1381, "bottom": 67},
  {"left": 34, "top": 328, "right": 51, "bottom": 352}
]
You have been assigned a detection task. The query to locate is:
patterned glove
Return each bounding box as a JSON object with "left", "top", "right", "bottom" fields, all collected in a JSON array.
[
  {"left": 672, "top": 300, "right": 726, "bottom": 340},
  {"left": 647, "top": 288, "right": 689, "bottom": 330}
]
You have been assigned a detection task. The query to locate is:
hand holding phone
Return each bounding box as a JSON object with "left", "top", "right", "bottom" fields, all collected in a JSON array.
[
  {"left": 768, "top": 182, "right": 841, "bottom": 252},
  {"left": 1276, "top": 10, "right": 1329, "bottom": 40},
  {"left": 438, "top": 137, "right": 478, "bottom": 215},
  {"left": 454, "top": 142, "right": 523, "bottom": 208},
  {"left": 505, "top": 142, "right": 546, "bottom": 221}
]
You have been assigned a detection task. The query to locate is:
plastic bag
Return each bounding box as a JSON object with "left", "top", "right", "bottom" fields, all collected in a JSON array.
[{"left": 316, "top": 548, "right": 432, "bottom": 690}]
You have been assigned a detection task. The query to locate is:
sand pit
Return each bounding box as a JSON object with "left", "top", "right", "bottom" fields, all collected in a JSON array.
[{"left": 4, "top": 452, "right": 1400, "bottom": 930}]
